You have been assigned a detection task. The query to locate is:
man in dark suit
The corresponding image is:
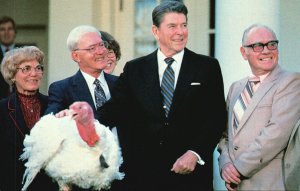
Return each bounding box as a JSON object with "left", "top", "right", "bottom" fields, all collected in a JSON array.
[
  {"left": 45, "top": 25, "right": 118, "bottom": 117},
  {"left": 0, "top": 16, "right": 17, "bottom": 99},
  {"left": 95, "top": 2, "right": 226, "bottom": 191},
  {"left": 45, "top": 26, "right": 118, "bottom": 191}
]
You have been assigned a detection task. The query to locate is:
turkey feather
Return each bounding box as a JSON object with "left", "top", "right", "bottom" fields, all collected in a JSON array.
[{"left": 21, "top": 114, "right": 124, "bottom": 191}]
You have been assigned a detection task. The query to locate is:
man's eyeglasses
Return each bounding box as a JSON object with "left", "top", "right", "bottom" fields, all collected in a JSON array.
[
  {"left": 243, "top": 40, "right": 279, "bottom": 52},
  {"left": 17, "top": 65, "right": 44, "bottom": 75},
  {"left": 74, "top": 41, "right": 109, "bottom": 53}
]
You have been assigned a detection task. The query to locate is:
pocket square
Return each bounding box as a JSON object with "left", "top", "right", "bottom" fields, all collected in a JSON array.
[{"left": 191, "top": 82, "right": 201, "bottom": 85}]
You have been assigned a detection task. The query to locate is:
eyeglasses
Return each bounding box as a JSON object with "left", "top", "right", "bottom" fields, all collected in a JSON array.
[
  {"left": 74, "top": 41, "right": 109, "bottom": 53},
  {"left": 17, "top": 65, "right": 44, "bottom": 75},
  {"left": 107, "top": 50, "right": 116, "bottom": 58},
  {"left": 243, "top": 40, "right": 279, "bottom": 52}
]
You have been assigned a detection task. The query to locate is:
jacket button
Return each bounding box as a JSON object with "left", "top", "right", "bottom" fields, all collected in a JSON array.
[
  {"left": 165, "top": 122, "right": 169, "bottom": 126},
  {"left": 260, "top": 158, "right": 263, "bottom": 163},
  {"left": 159, "top": 141, "right": 163, "bottom": 145}
]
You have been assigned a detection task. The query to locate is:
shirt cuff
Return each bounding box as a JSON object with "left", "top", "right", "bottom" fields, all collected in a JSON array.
[{"left": 189, "top": 150, "right": 205, "bottom": 165}]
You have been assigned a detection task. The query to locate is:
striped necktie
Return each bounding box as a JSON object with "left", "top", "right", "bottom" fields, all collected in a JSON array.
[
  {"left": 233, "top": 76, "right": 260, "bottom": 130},
  {"left": 94, "top": 79, "right": 107, "bottom": 109},
  {"left": 161, "top": 57, "right": 175, "bottom": 117}
]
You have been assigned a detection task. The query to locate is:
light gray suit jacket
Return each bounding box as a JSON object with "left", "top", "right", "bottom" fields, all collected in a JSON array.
[
  {"left": 218, "top": 65, "right": 300, "bottom": 190},
  {"left": 283, "top": 118, "right": 300, "bottom": 191}
]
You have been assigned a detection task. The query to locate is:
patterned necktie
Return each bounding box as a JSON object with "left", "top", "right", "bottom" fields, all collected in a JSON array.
[
  {"left": 233, "top": 76, "right": 260, "bottom": 129},
  {"left": 161, "top": 57, "right": 175, "bottom": 117},
  {"left": 94, "top": 79, "right": 107, "bottom": 109}
]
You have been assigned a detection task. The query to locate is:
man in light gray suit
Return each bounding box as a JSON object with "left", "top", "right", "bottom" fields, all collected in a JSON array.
[
  {"left": 218, "top": 24, "right": 300, "bottom": 191},
  {"left": 284, "top": 118, "right": 300, "bottom": 191}
]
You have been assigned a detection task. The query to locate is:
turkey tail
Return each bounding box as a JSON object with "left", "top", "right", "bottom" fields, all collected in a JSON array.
[
  {"left": 21, "top": 168, "right": 40, "bottom": 191},
  {"left": 99, "top": 154, "right": 109, "bottom": 168}
]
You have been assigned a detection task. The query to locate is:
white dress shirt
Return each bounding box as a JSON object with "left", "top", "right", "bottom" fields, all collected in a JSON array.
[
  {"left": 157, "top": 48, "right": 184, "bottom": 87},
  {"left": 81, "top": 70, "right": 111, "bottom": 108}
]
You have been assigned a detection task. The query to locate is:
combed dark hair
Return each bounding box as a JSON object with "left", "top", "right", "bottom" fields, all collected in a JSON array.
[
  {"left": 0, "top": 16, "right": 16, "bottom": 32},
  {"left": 100, "top": 31, "right": 121, "bottom": 61},
  {"left": 152, "top": 1, "right": 188, "bottom": 27}
]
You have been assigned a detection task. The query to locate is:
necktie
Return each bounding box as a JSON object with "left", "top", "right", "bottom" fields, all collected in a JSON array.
[
  {"left": 233, "top": 76, "right": 260, "bottom": 129},
  {"left": 5, "top": 47, "right": 9, "bottom": 52},
  {"left": 161, "top": 57, "right": 175, "bottom": 117},
  {"left": 94, "top": 79, "right": 107, "bottom": 109}
]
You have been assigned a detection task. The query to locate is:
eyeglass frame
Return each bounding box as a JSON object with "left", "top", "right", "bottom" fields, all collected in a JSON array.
[
  {"left": 243, "top": 40, "right": 279, "bottom": 52},
  {"left": 74, "top": 41, "right": 109, "bottom": 53},
  {"left": 17, "top": 65, "right": 44, "bottom": 75},
  {"left": 107, "top": 49, "right": 116, "bottom": 58}
]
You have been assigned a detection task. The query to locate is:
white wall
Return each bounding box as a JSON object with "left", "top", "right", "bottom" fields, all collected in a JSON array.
[
  {"left": 48, "top": 0, "right": 98, "bottom": 86},
  {"left": 280, "top": 0, "right": 300, "bottom": 72}
]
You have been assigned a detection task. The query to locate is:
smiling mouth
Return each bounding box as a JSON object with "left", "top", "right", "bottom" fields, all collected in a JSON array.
[{"left": 260, "top": 57, "right": 272, "bottom": 61}]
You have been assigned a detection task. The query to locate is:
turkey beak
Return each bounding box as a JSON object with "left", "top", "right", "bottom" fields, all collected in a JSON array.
[{"left": 69, "top": 109, "right": 78, "bottom": 119}]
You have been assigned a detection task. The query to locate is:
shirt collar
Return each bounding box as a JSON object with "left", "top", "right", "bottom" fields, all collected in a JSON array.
[
  {"left": 249, "top": 72, "right": 269, "bottom": 83},
  {"left": 80, "top": 70, "right": 106, "bottom": 87},
  {"left": 157, "top": 49, "right": 184, "bottom": 65},
  {"left": 1, "top": 44, "right": 15, "bottom": 53}
]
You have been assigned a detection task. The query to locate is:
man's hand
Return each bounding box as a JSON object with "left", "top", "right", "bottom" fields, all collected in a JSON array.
[
  {"left": 171, "top": 150, "right": 198, "bottom": 174},
  {"left": 221, "top": 163, "right": 241, "bottom": 190},
  {"left": 55, "top": 109, "right": 70, "bottom": 118}
]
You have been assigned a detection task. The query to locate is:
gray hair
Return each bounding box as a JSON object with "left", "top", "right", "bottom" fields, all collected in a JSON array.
[
  {"left": 66, "top": 25, "right": 101, "bottom": 51},
  {"left": 1, "top": 46, "right": 44, "bottom": 85},
  {"left": 152, "top": 0, "right": 188, "bottom": 28},
  {"left": 242, "top": 24, "right": 277, "bottom": 45}
]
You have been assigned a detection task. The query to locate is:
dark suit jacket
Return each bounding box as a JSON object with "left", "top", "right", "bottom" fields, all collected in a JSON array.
[
  {"left": 0, "top": 50, "right": 10, "bottom": 100},
  {"left": 45, "top": 70, "right": 118, "bottom": 118},
  {"left": 0, "top": 45, "right": 22, "bottom": 100},
  {"left": 0, "top": 92, "right": 58, "bottom": 191},
  {"left": 97, "top": 48, "right": 227, "bottom": 191}
]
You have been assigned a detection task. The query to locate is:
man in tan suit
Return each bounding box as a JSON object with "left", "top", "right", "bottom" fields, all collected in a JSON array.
[
  {"left": 284, "top": 118, "right": 300, "bottom": 191},
  {"left": 218, "top": 24, "right": 300, "bottom": 190}
]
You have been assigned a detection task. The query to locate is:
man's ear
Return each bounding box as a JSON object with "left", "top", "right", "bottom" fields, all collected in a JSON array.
[
  {"left": 152, "top": 25, "right": 159, "bottom": 41},
  {"left": 71, "top": 51, "right": 79, "bottom": 63},
  {"left": 240, "top": 46, "right": 248, "bottom": 60}
]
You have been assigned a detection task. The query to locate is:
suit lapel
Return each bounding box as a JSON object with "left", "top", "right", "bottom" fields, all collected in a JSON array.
[
  {"left": 104, "top": 72, "right": 117, "bottom": 93},
  {"left": 0, "top": 50, "right": 3, "bottom": 61},
  {"left": 236, "top": 66, "right": 282, "bottom": 133},
  {"left": 7, "top": 94, "right": 28, "bottom": 137},
  {"left": 228, "top": 79, "right": 248, "bottom": 135},
  {"left": 168, "top": 50, "right": 195, "bottom": 118},
  {"left": 140, "top": 51, "right": 166, "bottom": 118},
  {"left": 72, "top": 71, "right": 96, "bottom": 111}
]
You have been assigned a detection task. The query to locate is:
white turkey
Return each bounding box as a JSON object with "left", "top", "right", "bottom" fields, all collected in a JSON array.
[{"left": 20, "top": 102, "right": 124, "bottom": 191}]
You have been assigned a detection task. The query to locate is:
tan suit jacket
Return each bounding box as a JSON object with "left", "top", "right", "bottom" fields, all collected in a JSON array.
[
  {"left": 218, "top": 65, "right": 300, "bottom": 190},
  {"left": 284, "top": 118, "right": 300, "bottom": 191}
]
